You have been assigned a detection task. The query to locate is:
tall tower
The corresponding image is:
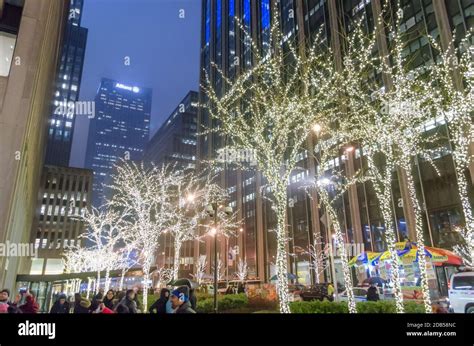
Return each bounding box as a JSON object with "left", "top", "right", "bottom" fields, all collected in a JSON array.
[
  {"left": 44, "top": 0, "right": 88, "bottom": 166},
  {"left": 85, "top": 78, "right": 151, "bottom": 207}
]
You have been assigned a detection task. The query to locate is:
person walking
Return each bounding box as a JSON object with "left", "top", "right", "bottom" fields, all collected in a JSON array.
[
  {"left": 0, "top": 289, "right": 21, "bottom": 313},
  {"left": 366, "top": 284, "right": 380, "bottom": 302},
  {"left": 115, "top": 289, "right": 138, "bottom": 314},
  {"left": 113, "top": 290, "right": 126, "bottom": 310},
  {"left": 170, "top": 286, "right": 196, "bottom": 314},
  {"left": 50, "top": 294, "right": 70, "bottom": 313},
  {"left": 132, "top": 287, "right": 142, "bottom": 313},
  {"left": 102, "top": 290, "right": 115, "bottom": 310},
  {"left": 19, "top": 293, "right": 39, "bottom": 313},
  {"left": 74, "top": 298, "right": 92, "bottom": 313},
  {"left": 149, "top": 288, "right": 170, "bottom": 314}
]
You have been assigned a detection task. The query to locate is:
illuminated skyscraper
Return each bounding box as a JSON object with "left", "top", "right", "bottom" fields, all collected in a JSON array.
[
  {"left": 44, "top": 0, "right": 88, "bottom": 166},
  {"left": 85, "top": 78, "right": 151, "bottom": 207}
]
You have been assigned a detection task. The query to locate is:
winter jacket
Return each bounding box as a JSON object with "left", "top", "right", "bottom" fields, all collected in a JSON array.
[
  {"left": 5, "top": 302, "right": 22, "bottom": 314},
  {"left": 175, "top": 301, "right": 196, "bottom": 314},
  {"left": 19, "top": 296, "right": 39, "bottom": 313},
  {"left": 149, "top": 289, "right": 169, "bottom": 314},
  {"left": 102, "top": 297, "right": 115, "bottom": 310},
  {"left": 366, "top": 286, "right": 380, "bottom": 301},
  {"left": 50, "top": 301, "right": 70, "bottom": 314},
  {"left": 116, "top": 296, "right": 138, "bottom": 314},
  {"left": 74, "top": 299, "right": 91, "bottom": 313}
]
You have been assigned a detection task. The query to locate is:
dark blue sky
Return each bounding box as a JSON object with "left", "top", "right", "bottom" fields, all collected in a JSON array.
[{"left": 70, "top": 0, "right": 202, "bottom": 167}]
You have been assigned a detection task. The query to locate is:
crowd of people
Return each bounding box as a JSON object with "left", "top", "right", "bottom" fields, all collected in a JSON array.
[{"left": 0, "top": 285, "right": 197, "bottom": 314}]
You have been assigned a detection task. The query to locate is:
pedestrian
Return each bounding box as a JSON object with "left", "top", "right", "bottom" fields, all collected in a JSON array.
[
  {"left": 74, "top": 298, "right": 91, "bottom": 313},
  {"left": 170, "top": 286, "right": 196, "bottom": 314},
  {"left": 149, "top": 288, "right": 170, "bottom": 314},
  {"left": 19, "top": 293, "right": 39, "bottom": 313},
  {"left": 115, "top": 289, "right": 138, "bottom": 314},
  {"left": 50, "top": 294, "right": 70, "bottom": 314},
  {"left": 237, "top": 283, "right": 245, "bottom": 294},
  {"left": 103, "top": 289, "right": 115, "bottom": 310},
  {"left": 327, "top": 283, "right": 335, "bottom": 302},
  {"left": 72, "top": 293, "right": 82, "bottom": 313},
  {"left": 366, "top": 284, "right": 380, "bottom": 302},
  {"left": 113, "top": 290, "right": 126, "bottom": 310},
  {"left": 90, "top": 290, "right": 104, "bottom": 312},
  {"left": 0, "top": 289, "right": 20, "bottom": 313},
  {"left": 132, "top": 287, "right": 142, "bottom": 312}
]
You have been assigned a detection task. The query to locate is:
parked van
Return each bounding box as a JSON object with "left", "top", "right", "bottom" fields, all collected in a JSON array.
[{"left": 448, "top": 271, "right": 474, "bottom": 313}]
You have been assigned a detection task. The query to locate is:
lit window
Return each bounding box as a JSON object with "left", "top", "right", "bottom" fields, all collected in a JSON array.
[{"left": 0, "top": 32, "right": 16, "bottom": 77}]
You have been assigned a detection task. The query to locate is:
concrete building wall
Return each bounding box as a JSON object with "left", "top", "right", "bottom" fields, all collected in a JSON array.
[{"left": 0, "top": 0, "right": 68, "bottom": 291}]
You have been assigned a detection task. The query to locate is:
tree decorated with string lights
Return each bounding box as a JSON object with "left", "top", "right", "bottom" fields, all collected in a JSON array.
[
  {"left": 236, "top": 258, "right": 248, "bottom": 283},
  {"left": 306, "top": 131, "right": 363, "bottom": 313},
  {"left": 453, "top": 226, "right": 473, "bottom": 268},
  {"left": 202, "top": 3, "right": 337, "bottom": 313},
  {"left": 192, "top": 255, "right": 207, "bottom": 285},
  {"left": 335, "top": 2, "right": 457, "bottom": 312},
  {"left": 107, "top": 160, "right": 183, "bottom": 312},
  {"left": 77, "top": 206, "right": 130, "bottom": 293},
  {"left": 429, "top": 29, "right": 474, "bottom": 265},
  {"left": 168, "top": 169, "right": 239, "bottom": 281}
]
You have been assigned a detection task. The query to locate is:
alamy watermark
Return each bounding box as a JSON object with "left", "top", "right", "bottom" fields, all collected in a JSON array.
[
  {"left": 324, "top": 242, "right": 365, "bottom": 258},
  {"left": 0, "top": 241, "right": 37, "bottom": 258},
  {"left": 216, "top": 148, "right": 257, "bottom": 166},
  {"left": 54, "top": 99, "right": 95, "bottom": 119}
]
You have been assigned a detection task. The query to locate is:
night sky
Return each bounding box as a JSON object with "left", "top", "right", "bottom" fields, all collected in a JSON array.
[{"left": 70, "top": 0, "right": 202, "bottom": 168}]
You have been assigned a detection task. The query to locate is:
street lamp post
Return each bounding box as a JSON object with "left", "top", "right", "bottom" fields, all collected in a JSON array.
[{"left": 206, "top": 203, "right": 233, "bottom": 313}]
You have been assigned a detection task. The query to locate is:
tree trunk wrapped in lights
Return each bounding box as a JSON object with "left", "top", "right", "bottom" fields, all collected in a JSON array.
[
  {"left": 169, "top": 169, "right": 239, "bottom": 281},
  {"left": 430, "top": 30, "right": 474, "bottom": 264},
  {"left": 108, "top": 160, "right": 184, "bottom": 312},
  {"left": 336, "top": 3, "right": 453, "bottom": 312},
  {"left": 306, "top": 134, "right": 362, "bottom": 313},
  {"left": 193, "top": 255, "right": 207, "bottom": 285},
  {"left": 366, "top": 152, "right": 405, "bottom": 313},
  {"left": 75, "top": 206, "right": 129, "bottom": 294},
  {"left": 202, "top": 4, "right": 337, "bottom": 313},
  {"left": 236, "top": 258, "right": 248, "bottom": 283}
]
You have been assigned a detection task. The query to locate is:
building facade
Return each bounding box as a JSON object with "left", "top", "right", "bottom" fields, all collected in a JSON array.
[
  {"left": 44, "top": 0, "right": 88, "bottom": 166},
  {"left": 144, "top": 90, "right": 199, "bottom": 278},
  {"left": 85, "top": 78, "right": 151, "bottom": 207},
  {"left": 30, "top": 165, "right": 93, "bottom": 275},
  {"left": 197, "top": 0, "right": 474, "bottom": 285},
  {"left": 0, "top": 0, "right": 69, "bottom": 292},
  {"left": 144, "top": 90, "right": 198, "bottom": 170}
]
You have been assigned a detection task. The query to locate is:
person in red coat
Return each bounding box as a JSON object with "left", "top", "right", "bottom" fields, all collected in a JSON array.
[{"left": 19, "top": 293, "right": 39, "bottom": 313}]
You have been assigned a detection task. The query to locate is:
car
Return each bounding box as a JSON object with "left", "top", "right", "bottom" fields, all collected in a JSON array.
[
  {"left": 339, "top": 286, "right": 385, "bottom": 302},
  {"left": 299, "top": 283, "right": 332, "bottom": 301},
  {"left": 448, "top": 271, "right": 474, "bottom": 313}
]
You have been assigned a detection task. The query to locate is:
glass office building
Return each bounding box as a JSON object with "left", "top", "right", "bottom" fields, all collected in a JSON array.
[
  {"left": 44, "top": 0, "right": 88, "bottom": 166},
  {"left": 197, "top": 0, "right": 473, "bottom": 285},
  {"left": 143, "top": 91, "right": 198, "bottom": 171},
  {"left": 143, "top": 91, "right": 199, "bottom": 278},
  {"left": 85, "top": 78, "right": 151, "bottom": 207}
]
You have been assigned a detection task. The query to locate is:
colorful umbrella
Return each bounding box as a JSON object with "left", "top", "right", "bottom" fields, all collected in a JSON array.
[
  {"left": 349, "top": 252, "right": 382, "bottom": 267},
  {"left": 399, "top": 248, "right": 447, "bottom": 263}
]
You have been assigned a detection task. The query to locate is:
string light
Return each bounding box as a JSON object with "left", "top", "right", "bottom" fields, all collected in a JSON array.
[{"left": 202, "top": 2, "right": 339, "bottom": 314}]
